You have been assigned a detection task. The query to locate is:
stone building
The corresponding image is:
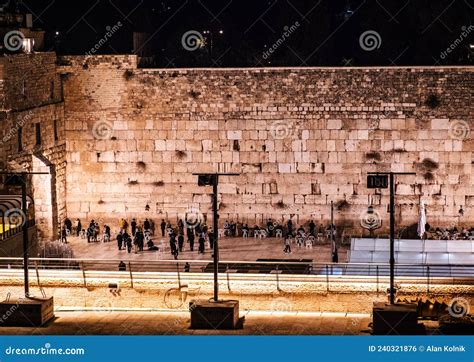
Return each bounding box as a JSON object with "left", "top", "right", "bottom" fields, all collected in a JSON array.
[{"left": 0, "top": 52, "right": 473, "bottom": 241}]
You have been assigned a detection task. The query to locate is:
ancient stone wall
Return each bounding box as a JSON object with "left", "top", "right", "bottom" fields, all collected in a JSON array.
[
  {"left": 0, "top": 53, "right": 66, "bottom": 240},
  {"left": 60, "top": 55, "right": 473, "bottom": 234}
]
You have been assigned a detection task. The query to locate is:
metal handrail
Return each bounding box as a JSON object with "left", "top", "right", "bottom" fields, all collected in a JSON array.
[{"left": 0, "top": 256, "right": 472, "bottom": 268}]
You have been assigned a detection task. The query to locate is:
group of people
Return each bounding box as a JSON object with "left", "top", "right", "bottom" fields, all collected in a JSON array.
[{"left": 60, "top": 216, "right": 337, "bottom": 257}]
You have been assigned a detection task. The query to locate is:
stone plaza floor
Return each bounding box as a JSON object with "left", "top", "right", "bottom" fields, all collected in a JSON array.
[
  {"left": 65, "top": 234, "right": 349, "bottom": 263},
  {"left": 0, "top": 311, "right": 371, "bottom": 335}
]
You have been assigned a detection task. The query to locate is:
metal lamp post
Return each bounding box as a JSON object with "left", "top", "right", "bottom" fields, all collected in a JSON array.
[
  {"left": 367, "top": 172, "right": 416, "bottom": 304},
  {"left": 194, "top": 172, "right": 239, "bottom": 302}
]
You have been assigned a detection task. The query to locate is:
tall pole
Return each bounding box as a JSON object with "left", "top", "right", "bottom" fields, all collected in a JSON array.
[
  {"left": 212, "top": 174, "right": 219, "bottom": 302},
  {"left": 389, "top": 173, "right": 395, "bottom": 304},
  {"left": 21, "top": 174, "right": 29, "bottom": 298},
  {"left": 330, "top": 201, "right": 336, "bottom": 262}
]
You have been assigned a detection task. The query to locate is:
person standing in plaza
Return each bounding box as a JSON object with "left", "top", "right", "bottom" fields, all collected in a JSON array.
[
  {"left": 60, "top": 226, "right": 68, "bottom": 243},
  {"left": 135, "top": 227, "right": 144, "bottom": 252},
  {"left": 198, "top": 234, "right": 205, "bottom": 254},
  {"left": 309, "top": 219, "right": 316, "bottom": 236},
  {"left": 177, "top": 219, "right": 184, "bottom": 236},
  {"left": 287, "top": 219, "right": 293, "bottom": 236},
  {"left": 104, "top": 224, "right": 111, "bottom": 242},
  {"left": 160, "top": 219, "right": 166, "bottom": 237},
  {"left": 188, "top": 231, "right": 195, "bottom": 251},
  {"left": 125, "top": 232, "right": 132, "bottom": 253},
  {"left": 178, "top": 233, "right": 184, "bottom": 252},
  {"left": 283, "top": 235, "right": 291, "bottom": 253},
  {"left": 131, "top": 218, "right": 137, "bottom": 236},
  {"left": 119, "top": 218, "right": 128, "bottom": 234},
  {"left": 169, "top": 233, "right": 177, "bottom": 256},
  {"left": 75, "top": 218, "right": 82, "bottom": 236},
  {"left": 144, "top": 218, "right": 151, "bottom": 233},
  {"left": 64, "top": 218, "right": 72, "bottom": 234},
  {"left": 117, "top": 231, "right": 123, "bottom": 251},
  {"left": 208, "top": 231, "right": 215, "bottom": 250}
]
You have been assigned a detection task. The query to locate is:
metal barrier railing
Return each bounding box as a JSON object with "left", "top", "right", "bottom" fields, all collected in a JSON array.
[{"left": 0, "top": 257, "right": 472, "bottom": 296}]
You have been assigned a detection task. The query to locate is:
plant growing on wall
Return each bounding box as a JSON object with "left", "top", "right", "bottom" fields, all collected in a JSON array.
[
  {"left": 123, "top": 70, "right": 134, "bottom": 80},
  {"left": 335, "top": 199, "right": 350, "bottom": 211},
  {"left": 275, "top": 200, "right": 286, "bottom": 209},
  {"left": 175, "top": 150, "right": 186, "bottom": 159},
  {"left": 365, "top": 151, "right": 382, "bottom": 162}
]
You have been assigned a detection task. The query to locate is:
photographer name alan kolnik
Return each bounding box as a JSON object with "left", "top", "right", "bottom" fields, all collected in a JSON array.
[{"left": 426, "top": 345, "right": 466, "bottom": 352}]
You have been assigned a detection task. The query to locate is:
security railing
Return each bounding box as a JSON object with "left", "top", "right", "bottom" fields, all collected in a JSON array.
[{"left": 0, "top": 257, "right": 472, "bottom": 297}]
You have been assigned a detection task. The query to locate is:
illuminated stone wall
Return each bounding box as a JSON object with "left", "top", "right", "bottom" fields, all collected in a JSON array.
[
  {"left": 60, "top": 55, "right": 473, "bottom": 233},
  {"left": 0, "top": 53, "right": 66, "bottom": 240}
]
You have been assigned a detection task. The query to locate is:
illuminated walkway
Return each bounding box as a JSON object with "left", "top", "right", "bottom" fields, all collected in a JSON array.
[{"left": 0, "top": 311, "right": 371, "bottom": 335}]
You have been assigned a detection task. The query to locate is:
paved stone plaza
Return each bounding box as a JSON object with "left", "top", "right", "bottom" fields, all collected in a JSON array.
[
  {"left": 65, "top": 234, "right": 348, "bottom": 263},
  {"left": 0, "top": 311, "right": 371, "bottom": 335}
]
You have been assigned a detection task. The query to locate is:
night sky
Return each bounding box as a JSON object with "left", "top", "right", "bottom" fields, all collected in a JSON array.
[{"left": 17, "top": 0, "right": 474, "bottom": 67}]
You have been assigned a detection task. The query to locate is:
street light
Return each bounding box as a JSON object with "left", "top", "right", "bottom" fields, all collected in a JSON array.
[{"left": 193, "top": 172, "right": 239, "bottom": 302}]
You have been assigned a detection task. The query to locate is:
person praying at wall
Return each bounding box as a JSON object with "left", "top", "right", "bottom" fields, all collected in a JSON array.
[
  {"left": 160, "top": 219, "right": 166, "bottom": 237},
  {"left": 75, "top": 218, "right": 82, "bottom": 237},
  {"left": 117, "top": 231, "right": 123, "bottom": 251}
]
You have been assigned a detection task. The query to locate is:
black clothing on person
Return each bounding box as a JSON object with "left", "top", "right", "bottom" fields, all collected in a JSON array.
[
  {"left": 178, "top": 234, "right": 184, "bottom": 252},
  {"left": 198, "top": 237, "right": 205, "bottom": 253},
  {"left": 117, "top": 233, "right": 123, "bottom": 250}
]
